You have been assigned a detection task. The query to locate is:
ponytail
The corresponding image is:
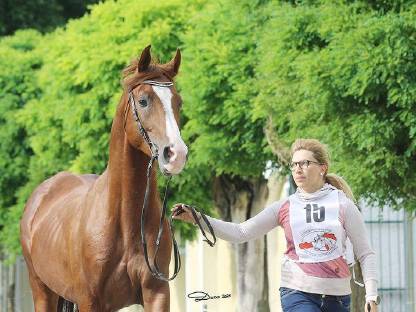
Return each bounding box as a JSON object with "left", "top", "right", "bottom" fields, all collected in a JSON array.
[{"left": 325, "top": 173, "right": 356, "bottom": 203}]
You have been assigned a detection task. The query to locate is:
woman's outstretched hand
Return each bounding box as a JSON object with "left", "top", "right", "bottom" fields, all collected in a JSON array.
[
  {"left": 171, "top": 203, "right": 200, "bottom": 225},
  {"left": 365, "top": 301, "right": 378, "bottom": 312}
]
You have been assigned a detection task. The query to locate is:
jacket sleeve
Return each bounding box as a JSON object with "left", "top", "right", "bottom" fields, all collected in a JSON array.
[
  {"left": 200, "top": 200, "right": 282, "bottom": 243},
  {"left": 342, "top": 195, "right": 378, "bottom": 301}
]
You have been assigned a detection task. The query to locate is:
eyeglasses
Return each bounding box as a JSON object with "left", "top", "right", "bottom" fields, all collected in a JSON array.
[{"left": 289, "top": 160, "right": 322, "bottom": 171}]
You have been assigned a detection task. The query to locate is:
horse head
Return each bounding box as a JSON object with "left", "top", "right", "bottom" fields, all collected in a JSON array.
[{"left": 123, "top": 45, "right": 187, "bottom": 175}]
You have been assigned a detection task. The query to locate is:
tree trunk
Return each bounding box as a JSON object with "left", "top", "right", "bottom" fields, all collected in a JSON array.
[{"left": 213, "top": 175, "right": 270, "bottom": 312}]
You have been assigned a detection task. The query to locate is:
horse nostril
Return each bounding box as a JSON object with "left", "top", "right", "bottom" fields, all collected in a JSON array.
[{"left": 163, "top": 145, "right": 174, "bottom": 163}]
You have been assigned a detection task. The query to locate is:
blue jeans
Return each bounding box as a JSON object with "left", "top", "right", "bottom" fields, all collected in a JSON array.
[{"left": 280, "top": 287, "right": 350, "bottom": 312}]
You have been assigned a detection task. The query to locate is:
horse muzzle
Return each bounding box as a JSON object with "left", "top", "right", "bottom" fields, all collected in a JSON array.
[{"left": 159, "top": 142, "right": 188, "bottom": 175}]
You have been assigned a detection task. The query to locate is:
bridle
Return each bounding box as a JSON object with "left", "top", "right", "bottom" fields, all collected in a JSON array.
[{"left": 128, "top": 79, "right": 216, "bottom": 281}]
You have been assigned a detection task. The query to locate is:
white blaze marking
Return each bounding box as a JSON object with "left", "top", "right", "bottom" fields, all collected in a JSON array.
[{"left": 151, "top": 85, "right": 184, "bottom": 146}]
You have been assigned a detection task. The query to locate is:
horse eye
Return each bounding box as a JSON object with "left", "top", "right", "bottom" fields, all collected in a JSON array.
[{"left": 138, "top": 99, "right": 148, "bottom": 107}]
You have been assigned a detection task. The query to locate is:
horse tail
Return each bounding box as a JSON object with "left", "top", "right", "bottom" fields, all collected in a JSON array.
[{"left": 57, "top": 296, "right": 78, "bottom": 312}]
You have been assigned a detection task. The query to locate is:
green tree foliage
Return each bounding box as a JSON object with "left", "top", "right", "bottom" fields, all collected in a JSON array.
[
  {"left": 255, "top": 0, "right": 416, "bottom": 210},
  {"left": 179, "top": 0, "right": 273, "bottom": 178},
  {"left": 0, "top": 30, "right": 43, "bottom": 257},
  {"left": 0, "top": 0, "right": 100, "bottom": 36},
  {"left": 283, "top": 0, "right": 416, "bottom": 13},
  {"left": 353, "top": 0, "right": 416, "bottom": 13}
]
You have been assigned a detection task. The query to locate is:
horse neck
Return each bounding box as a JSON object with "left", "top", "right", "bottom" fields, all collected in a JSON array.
[{"left": 107, "top": 94, "right": 160, "bottom": 245}]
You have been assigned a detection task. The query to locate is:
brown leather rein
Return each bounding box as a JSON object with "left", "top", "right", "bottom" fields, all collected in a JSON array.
[{"left": 127, "top": 80, "right": 216, "bottom": 282}]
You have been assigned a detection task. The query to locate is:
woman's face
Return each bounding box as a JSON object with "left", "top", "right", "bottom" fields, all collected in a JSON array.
[{"left": 291, "top": 149, "right": 327, "bottom": 192}]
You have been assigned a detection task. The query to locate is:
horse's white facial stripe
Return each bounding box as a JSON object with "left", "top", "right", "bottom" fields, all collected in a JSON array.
[
  {"left": 151, "top": 85, "right": 182, "bottom": 143},
  {"left": 151, "top": 85, "right": 188, "bottom": 174}
]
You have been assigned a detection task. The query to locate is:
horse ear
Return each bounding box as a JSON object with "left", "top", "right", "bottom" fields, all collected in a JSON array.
[
  {"left": 165, "top": 48, "right": 181, "bottom": 77},
  {"left": 138, "top": 45, "right": 152, "bottom": 72}
]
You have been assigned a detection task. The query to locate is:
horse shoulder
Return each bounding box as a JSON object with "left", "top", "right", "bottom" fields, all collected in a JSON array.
[{"left": 21, "top": 172, "right": 100, "bottom": 244}]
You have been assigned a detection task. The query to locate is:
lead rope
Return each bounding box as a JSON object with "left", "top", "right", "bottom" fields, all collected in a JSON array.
[
  {"left": 140, "top": 153, "right": 181, "bottom": 281},
  {"left": 186, "top": 204, "right": 216, "bottom": 247},
  {"left": 153, "top": 175, "right": 182, "bottom": 280}
]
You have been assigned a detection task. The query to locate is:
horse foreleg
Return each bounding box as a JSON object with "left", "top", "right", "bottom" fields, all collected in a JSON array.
[
  {"left": 27, "top": 270, "right": 59, "bottom": 312},
  {"left": 141, "top": 277, "right": 170, "bottom": 312}
]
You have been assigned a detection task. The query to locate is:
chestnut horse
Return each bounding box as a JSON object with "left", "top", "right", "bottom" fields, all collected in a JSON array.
[{"left": 20, "top": 46, "right": 187, "bottom": 312}]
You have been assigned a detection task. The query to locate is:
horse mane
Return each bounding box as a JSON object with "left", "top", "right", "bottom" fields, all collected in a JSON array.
[{"left": 122, "top": 58, "right": 175, "bottom": 92}]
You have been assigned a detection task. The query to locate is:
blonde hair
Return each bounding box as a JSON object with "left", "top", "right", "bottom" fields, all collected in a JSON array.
[{"left": 291, "top": 139, "right": 356, "bottom": 203}]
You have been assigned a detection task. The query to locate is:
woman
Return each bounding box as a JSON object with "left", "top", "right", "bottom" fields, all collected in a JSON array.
[{"left": 172, "top": 138, "right": 380, "bottom": 312}]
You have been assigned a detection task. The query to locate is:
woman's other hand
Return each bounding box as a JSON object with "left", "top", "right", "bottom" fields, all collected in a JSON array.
[
  {"left": 171, "top": 203, "right": 200, "bottom": 224},
  {"left": 365, "top": 301, "right": 377, "bottom": 312}
]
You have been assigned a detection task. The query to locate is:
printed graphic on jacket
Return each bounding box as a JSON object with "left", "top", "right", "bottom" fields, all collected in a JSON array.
[{"left": 298, "top": 230, "right": 338, "bottom": 256}]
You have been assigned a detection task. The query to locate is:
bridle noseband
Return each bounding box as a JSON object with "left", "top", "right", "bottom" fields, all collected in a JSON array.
[{"left": 128, "top": 79, "right": 216, "bottom": 282}]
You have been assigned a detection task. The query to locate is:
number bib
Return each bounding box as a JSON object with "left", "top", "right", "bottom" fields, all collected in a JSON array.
[{"left": 289, "top": 190, "right": 344, "bottom": 263}]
